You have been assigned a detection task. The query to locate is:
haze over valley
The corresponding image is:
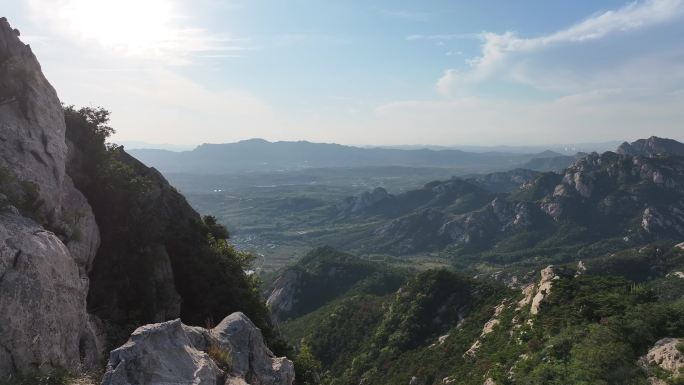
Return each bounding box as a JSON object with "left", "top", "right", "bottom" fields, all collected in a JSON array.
[{"left": 2, "top": 1, "right": 684, "bottom": 385}]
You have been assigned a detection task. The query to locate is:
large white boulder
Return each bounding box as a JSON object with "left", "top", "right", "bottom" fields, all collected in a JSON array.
[{"left": 102, "top": 313, "right": 294, "bottom": 385}]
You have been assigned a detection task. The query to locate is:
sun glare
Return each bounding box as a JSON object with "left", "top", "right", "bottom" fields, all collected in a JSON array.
[{"left": 58, "top": 0, "right": 180, "bottom": 57}]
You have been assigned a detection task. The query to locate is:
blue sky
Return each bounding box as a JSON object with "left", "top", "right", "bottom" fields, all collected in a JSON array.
[{"left": 4, "top": 0, "right": 684, "bottom": 145}]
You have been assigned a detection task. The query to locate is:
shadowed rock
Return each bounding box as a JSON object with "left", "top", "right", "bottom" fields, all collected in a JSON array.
[{"left": 102, "top": 313, "right": 294, "bottom": 385}]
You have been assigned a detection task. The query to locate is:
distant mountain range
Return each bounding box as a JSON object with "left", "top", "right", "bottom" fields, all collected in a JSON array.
[
  {"left": 372, "top": 141, "right": 621, "bottom": 154},
  {"left": 320, "top": 136, "right": 684, "bottom": 258},
  {"left": 128, "top": 138, "right": 569, "bottom": 174},
  {"left": 117, "top": 140, "right": 196, "bottom": 152}
]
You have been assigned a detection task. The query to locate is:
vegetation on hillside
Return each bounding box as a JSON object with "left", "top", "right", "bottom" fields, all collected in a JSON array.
[
  {"left": 63, "top": 105, "right": 285, "bottom": 353},
  {"left": 280, "top": 246, "right": 684, "bottom": 385}
]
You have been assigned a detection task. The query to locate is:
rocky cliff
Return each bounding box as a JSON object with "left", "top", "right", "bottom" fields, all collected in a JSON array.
[
  {"left": 0, "top": 17, "right": 102, "bottom": 375},
  {"left": 352, "top": 142, "right": 684, "bottom": 257},
  {"left": 0, "top": 17, "right": 287, "bottom": 382},
  {"left": 617, "top": 136, "right": 684, "bottom": 157}
]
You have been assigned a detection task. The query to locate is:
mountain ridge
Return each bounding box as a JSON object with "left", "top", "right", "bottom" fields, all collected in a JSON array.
[{"left": 128, "top": 139, "right": 564, "bottom": 174}]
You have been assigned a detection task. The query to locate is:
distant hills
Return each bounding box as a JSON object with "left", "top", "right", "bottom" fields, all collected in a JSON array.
[
  {"left": 323, "top": 137, "right": 684, "bottom": 259},
  {"left": 128, "top": 138, "right": 568, "bottom": 174},
  {"left": 520, "top": 152, "right": 587, "bottom": 172},
  {"left": 237, "top": 137, "right": 684, "bottom": 262}
]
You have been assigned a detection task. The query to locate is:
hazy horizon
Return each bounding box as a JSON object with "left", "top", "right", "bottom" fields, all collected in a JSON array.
[
  {"left": 118, "top": 137, "right": 625, "bottom": 153},
  {"left": 5, "top": 0, "right": 684, "bottom": 145}
]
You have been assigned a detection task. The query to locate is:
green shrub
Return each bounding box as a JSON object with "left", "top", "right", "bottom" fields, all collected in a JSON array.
[{"left": 207, "top": 345, "right": 233, "bottom": 372}]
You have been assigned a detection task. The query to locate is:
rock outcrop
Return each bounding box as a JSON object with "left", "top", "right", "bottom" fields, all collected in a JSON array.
[
  {"left": 463, "top": 300, "right": 507, "bottom": 358},
  {"left": 530, "top": 266, "right": 556, "bottom": 315},
  {"left": 362, "top": 140, "right": 684, "bottom": 256},
  {"left": 1, "top": 17, "right": 283, "bottom": 382},
  {"left": 617, "top": 136, "right": 684, "bottom": 157},
  {"left": 0, "top": 17, "right": 67, "bottom": 218},
  {"left": 0, "top": 17, "right": 101, "bottom": 376},
  {"left": 102, "top": 313, "right": 294, "bottom": 385},
  {"left": 266, "top": 269, "right": 301, "bottom": 323},
  {"left": 639, "top": 338, "right": 684, "bottom": 384}
]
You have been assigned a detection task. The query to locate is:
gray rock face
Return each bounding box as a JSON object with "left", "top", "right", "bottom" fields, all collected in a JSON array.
[
  {"left": 59, "top": 175, "right": 100, "bottom": 274},
  {"left": 266, "top": 269, "right": 302, "bottom": 323},
  {"left": 102, "top": 313, "right": 294, "bottom": 385},
  {"left": 146, "top": 244, "right": 182, "bottom": 322},
  {"left": 0, "top": 211, "right": 89, "bottom": 373},
  {"left": 0, "top": 18, "right": 101, "bottom": 376},
  {"left": 0, "top": 17, "right": 67, "bottom": 220}
]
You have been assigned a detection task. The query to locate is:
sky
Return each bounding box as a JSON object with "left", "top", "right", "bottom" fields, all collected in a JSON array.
[{"left": 4, "top": 0, "right": 684, "bottom": 146}]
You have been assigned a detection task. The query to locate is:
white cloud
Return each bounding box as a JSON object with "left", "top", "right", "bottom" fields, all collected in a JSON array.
[{"left": 438, "top": 0, "right": 684, "bottom": 96}]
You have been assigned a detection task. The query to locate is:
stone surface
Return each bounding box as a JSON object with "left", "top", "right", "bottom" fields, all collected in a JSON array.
[
  {"left": 516, "top": 284, "right": 535, "bottom": 311},
  {"left": 530, "top": 266, "right": 555, "bottom": 315},
  {"left": 0, "top": 17, "right": 67, "bottom": 220},
  {"left": 481, "top": 301, "right": 506, "bottom": 336},
  {"left": 102, "top": 319, "right": 220, "bottom": 385},
  {"left": 209, "top": 313, "right": 294, "bottom": 384},
  {"left": 59, "top": 175, "right": 100, "bottom": 274},
  {"left": 0, "top": 211, "right": 89, "bottom": 374},
  {"left": 102, "top": 313, "right": 294, "bottom": 385},
  {"left": 639, "top": 337, "right": 684, "bottom": 384},
  {"left": 0, "top": 18, "right": 101, "bottom": 377},
  {"left": 639, "top": 337, "right": 684, "bottom": 373},
  {"left": 266, "top": 269, "right": 301, "bottom": 322}
]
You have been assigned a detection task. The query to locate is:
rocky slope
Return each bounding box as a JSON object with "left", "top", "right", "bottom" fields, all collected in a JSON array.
[
  {"left": 265, "top": 247, "right": 407, "bottom": 323},
  {"left": 466, "top": 168, "right": 541, "bottom": 193},
  {"left": 329, "top": 140, "right": 684, "bottom": 259},
  {"left": 0, "top": 17, "right": 288, "bottom": 383},
  {"left": 617, "top": 136, "right": 684, "bottom": 157},
  {"left": 278, "top": 245, "right": 684, "bottom": 385},
  {"left": 0, "top": 17, "right": 102, "bottom": 375}
]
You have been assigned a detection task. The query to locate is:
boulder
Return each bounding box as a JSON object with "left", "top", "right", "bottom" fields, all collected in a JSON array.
[
  {"left": 639, "top": 337, "right": 684, "bottom": 384},
  {"left": 102, "top": 313, "right": 294, "bottom": 385},
  {"left": 0, "top": 211, "right": 90, "bottom": 374},
  {"left": 639, "top": 337, "right": 684, "bottom": 373}
]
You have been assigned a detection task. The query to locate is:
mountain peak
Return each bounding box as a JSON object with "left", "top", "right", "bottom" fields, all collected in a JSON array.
[
  {"left": 238, "top": 138, "right": 271, "bottom": 144},
  {"left": 617, "top": 136, "right": 684, "bottom": 157}
]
